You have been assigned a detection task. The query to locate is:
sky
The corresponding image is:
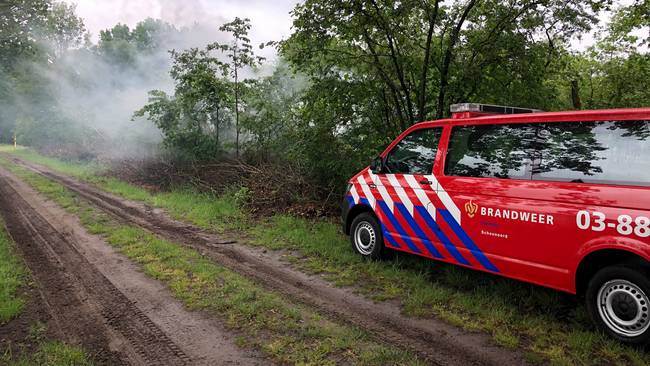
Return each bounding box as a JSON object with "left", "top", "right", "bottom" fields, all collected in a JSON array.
[
  {"left": 63, "top": 0, "right": 643, "bottom": 55},
  {"left": 62, "top": 0, "right": 300, "bottom": 59}
]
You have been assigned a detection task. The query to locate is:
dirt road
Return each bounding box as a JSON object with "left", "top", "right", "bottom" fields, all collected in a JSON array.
[
  {"left": 0, "top": 164, "right": 268, "bottom": 365},
  {"left": 0, "top": 155, "right": 529, "bottom": 366}
]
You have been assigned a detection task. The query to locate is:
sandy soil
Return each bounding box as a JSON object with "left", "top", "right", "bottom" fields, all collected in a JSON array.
[{"left": 3, "top": 155, "right": 530, "bottom": 366}]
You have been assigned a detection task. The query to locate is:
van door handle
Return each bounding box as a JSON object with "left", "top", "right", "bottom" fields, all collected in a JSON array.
[
  {"left": 419, "top": 179, "right": 432, "bottom": 185},
  {"left": 369, "top": 183, "right": 377, "bottom": 189}
]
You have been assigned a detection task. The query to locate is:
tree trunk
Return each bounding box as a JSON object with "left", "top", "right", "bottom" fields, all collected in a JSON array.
[
  {"left": 215, "top": 105, "right": 220, "bottom": 147},
  {"left": 417, "top": 0, "right": 440, "bottom": 123},
  {"left": 368, "top": 0, "right": 415, "bottom": 124},
  {"left": 234, "top": 49, "right": 240, "bottom": 159},
  {"left": 571, "top": 79, "right": 582, "bottom": 110},
  {"left": 360, "top": 28, "right": 408, "bottom": 128},
  {"left": 436, "top": 0, "right": 479, "bottom": 119}
]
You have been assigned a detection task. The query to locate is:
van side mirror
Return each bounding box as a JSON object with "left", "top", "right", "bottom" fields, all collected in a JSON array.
[{"left": 370, "top": 156, "right": 384, "bottom": 174}]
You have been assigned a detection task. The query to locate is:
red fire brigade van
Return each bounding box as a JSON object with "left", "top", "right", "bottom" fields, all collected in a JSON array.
[{"left": 342, "top": 103, "right": 650, "bottom": 344}]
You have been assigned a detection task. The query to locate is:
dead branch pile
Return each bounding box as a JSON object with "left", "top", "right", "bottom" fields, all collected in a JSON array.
[
  {"left": 108, "top": 156, "right": 340, "bottom": 217},
  {"left": 38, "top": 143, "right": 98, "bottom": 161}
]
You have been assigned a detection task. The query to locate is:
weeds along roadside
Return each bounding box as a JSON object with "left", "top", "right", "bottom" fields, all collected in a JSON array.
[
  {"left": 3, "top": 341, "right": 93, "bottom": 366},
  {"left": 1, "top": 148, "right": 650, "bottom": 365},
  {"left": 0, "top": 216, "right": 94, "bottom": 366},
  {"left": 0, "top": 156, "right": 423, "bottom": 365},
  {"left": 0, "top": 220, "right": 25, "bottom": 324}
]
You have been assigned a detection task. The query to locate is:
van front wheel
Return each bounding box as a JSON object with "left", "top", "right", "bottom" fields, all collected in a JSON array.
[
  {"left": 350, "top": 213, "right": 385, "bottom": 259},
  {"left": 586, "top": 265, "right": 650, "bottom": 345}
]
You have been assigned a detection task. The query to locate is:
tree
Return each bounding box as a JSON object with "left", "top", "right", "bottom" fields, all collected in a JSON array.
[
  {"left": 42, "top": 2, "right": 86, "bottom": 59},
  {"left": 283, "top": 0, "right": 607, "bottom": 128},
  {"left": 0, "top": 0, "right": 89, "bottom": 146},
  {"left": 240, "top": 60, "right": 305, "bottom": 161},
  {"left": 96, "top": 18, "right": 178, "bottom": 64},
  {"left": 131, "top": 18, "right": 177, "bottom": 53},
  {"left": 607, "top": 0, "right": 649, "bottom": 48},
  {"left": 170, "top": 46, "right": 232, "bottom": 150},
  {"left": 0, "top": 0, "right": 50, "bottom": 70},
  {"left": 97, "top": 23, "right": 138, "bottom": 66},
  {"left": 551, "top": 1, "right": 650, "bottom": 111},
  {"left": 209, "top": 17, "right": 264, "bottom": 158},
  {"left": 278, "top": 0, "right": 607, "bottom": 192},
  {"left": 135, "top": 46, "right": 232, "bottom": 159},
  {"left": 0, "top": 0, "right": 51, "bottom": 142}
]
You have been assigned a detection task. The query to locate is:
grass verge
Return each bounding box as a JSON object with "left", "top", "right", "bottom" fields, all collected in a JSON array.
[
  {"left": 0, "top": 156, "right": 422, "bottom": 365},
  {"left": 3, "top": 147, "right": 650, "bottom": 365},
  {"left": 3, "top": 341, "right": 93, "bottom": 366},
  {"left": 0, "top": 146, "right": 246, "bottom": 232},
  {"left": 0, "top": 200, "right": 93, "bottom": 366},
  {"left": 0, "top": 145, "right": 100, "bottom": 178},
  {"left": 0, "top": 221, "right": 25, "bottom": 324}
]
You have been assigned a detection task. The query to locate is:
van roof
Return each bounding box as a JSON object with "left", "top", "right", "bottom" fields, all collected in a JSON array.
[{"left": 416, "top": 108, "right": 650, "bottom": 128}]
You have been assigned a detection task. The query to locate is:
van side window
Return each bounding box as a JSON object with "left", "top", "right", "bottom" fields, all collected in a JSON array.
[
  {"left": 533, "top": 120, "right": 650, "bottom": 186},
  {"left": 445, "top": 124, "right": 537, "bottom": 179},
  {"left": 384, "top": 128, "right": 442, "bottom": 175}
]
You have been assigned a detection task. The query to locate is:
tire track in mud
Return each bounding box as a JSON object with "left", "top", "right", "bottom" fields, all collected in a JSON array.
[
  {"left": 0, "top": 163, "right": 271, "bottom": 366},
  {"left": 5, "top": 155, "right": 529, "bottom": 366},
  {"left": 0, "top": 204, "right": 127, "bottom": 365},
  {"left": 0, "top": 174, "right": 190, "bottom": 365},
  {"left": 1, "top": 163, "right": 282, "bottom": 366}
]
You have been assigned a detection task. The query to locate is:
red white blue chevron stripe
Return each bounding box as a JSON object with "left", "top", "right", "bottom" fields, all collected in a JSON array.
[{"left": 347, "top": 169, "right": 499, "bottom": 272}]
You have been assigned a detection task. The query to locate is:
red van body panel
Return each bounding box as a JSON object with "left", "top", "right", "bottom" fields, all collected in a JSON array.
[{"left": 345, "top": 108, "right": 650, "bottom": 294}]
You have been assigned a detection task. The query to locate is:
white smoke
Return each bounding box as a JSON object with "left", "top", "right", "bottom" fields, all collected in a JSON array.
[
  {"left": 7, "top": 1, "right": 299, "bottom": 159},
  {"left": 65, "top": 0, "right": 298, "bottom": 60},
  {"left": 23, "top": 20, "right": 235, "bottom": 159}
]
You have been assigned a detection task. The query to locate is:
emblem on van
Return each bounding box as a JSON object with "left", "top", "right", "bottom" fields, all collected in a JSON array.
[{"left": 465, "top": 200, "right": 478, "bottom": 218}]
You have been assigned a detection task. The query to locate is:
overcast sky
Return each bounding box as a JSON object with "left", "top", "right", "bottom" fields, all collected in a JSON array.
[
  {"left": 63, "top": 0, "right": 640, "bottom": 56},
  {"left": 62, "top": 0, "right": 300, "bottom": 59}
]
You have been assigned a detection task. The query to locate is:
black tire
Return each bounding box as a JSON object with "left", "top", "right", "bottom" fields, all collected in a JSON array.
[
  {"left": 349, "top": 213, "right": 386, "bottom": 260},
  {"left": 586, "top": 265, "right": 650, "bottom": 345}
]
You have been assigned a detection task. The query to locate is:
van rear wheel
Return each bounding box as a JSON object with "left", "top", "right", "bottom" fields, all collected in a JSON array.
[
  {"left": 350, "top": 213, "right": 385, "bottom": 259},
  {"left": 586, "top": 265, "right": 650, "bottom": 345}
]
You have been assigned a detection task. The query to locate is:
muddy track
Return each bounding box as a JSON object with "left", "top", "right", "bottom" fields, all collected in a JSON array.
[
  {"left": 0, "top": 163, "right": 269, "bottom": 366},
  {"left": 6, "top": 155, "right": 529, "bottom": 366},
  {"left": 0, "top": 174, "right": 189, "bottom": 365}
]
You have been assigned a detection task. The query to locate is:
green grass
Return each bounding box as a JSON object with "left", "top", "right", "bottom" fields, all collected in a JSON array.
[
  {"left": 3, "top": 341, "right": 93, "bottom": 366},
  {"left": 0, "top": 219, "right": 26, "bottom": 324},
  {"left": 0, "top": 146, "right": 247, "bottom": 233},
  {"left": 4, "top": 146, "right": 650, "bottom": 365},
  {"left": 0, "top": 145, "right": 99, "bottom": 178},
  {"left": 90, "top": 180, "right": 248, "bottom": 232},
  {"left": 0, "top": 156, "right": 422, "bottom": 365}
]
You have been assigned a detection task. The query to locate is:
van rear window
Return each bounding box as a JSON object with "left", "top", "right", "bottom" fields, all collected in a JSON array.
[
  {"left": 445, "top": 120, "right": 650, "bottom": 187},
  {"left": 533, "top": 120, "right": 650, "bottom": 187}
]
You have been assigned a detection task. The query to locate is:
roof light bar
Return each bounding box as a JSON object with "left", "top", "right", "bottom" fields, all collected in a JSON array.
[{"left": 450, "top": 103, "right": 543, "bottom": 115}]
